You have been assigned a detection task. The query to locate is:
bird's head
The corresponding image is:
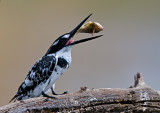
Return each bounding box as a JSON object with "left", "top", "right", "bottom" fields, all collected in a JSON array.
[{"left": 46, "top": 14, "right": 103, "bottom": 55}]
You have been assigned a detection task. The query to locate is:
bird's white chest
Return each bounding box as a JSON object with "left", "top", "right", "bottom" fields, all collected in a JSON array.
[
  {"left": 44, "top": 49, "right": 72, "bottom": 92},
  {"left": 31, "top": 47, "right": 72, "bottom": 96}
]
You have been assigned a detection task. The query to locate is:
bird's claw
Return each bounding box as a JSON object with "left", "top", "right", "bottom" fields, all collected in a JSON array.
[{"left": 62, "top": 91, "right": 68, "bottom": 94}]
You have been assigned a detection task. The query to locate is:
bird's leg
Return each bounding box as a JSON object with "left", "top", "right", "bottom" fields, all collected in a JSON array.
[
  {"left": 42, "top": 91, "right": 56, "bottom": 98},
  {"left": 51, "top": 86, "right": 68, "bottom": 95}
]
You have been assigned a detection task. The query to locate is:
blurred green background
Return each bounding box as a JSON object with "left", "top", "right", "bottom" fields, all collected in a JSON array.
[{"left": 0, "top": 0, "right": 160, "bottom": 106}]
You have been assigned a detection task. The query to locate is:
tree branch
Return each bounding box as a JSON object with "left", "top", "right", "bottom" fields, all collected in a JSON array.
[{"left": 1, "top": 73, "right": 160, "bottom": 113}]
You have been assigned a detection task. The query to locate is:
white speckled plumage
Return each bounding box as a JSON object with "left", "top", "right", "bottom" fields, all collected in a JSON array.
[{"left": 10, "top": 45, "right": 72, "bottom": 101}]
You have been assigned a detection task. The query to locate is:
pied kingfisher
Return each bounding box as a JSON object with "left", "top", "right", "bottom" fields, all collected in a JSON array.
[{"left": 10, "top": 14, "right": 103, "bottom": 102}]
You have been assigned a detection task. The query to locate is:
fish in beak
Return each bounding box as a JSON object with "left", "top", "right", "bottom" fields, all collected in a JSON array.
[{"left": 66, "top": 13, "right": 103, "bottom": 46}]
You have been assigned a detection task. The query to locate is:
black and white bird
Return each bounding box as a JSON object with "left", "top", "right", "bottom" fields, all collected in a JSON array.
[{"left": 10, "top": 14, "right": 103, "bottom": 102}]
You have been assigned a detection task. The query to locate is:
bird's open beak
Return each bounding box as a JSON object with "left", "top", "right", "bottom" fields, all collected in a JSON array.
[
  {"left": 69, "top": 35, "right": 103, "bottom": 46},
  {"left": 66, "top": 13, "right": 103, "bottom": 46},
  {"left": 69, "top": 14, "right": 92, "bottom": 38}
]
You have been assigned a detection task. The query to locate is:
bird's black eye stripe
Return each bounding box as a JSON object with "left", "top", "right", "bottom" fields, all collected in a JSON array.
[{"left": 60, "top": 38, "right": 68, "bottom": 45}]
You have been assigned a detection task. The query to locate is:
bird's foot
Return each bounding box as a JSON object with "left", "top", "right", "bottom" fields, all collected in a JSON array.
[
  {"left": 52, "top": 90, "right": 68, "bottom": 95},
  {"left": 42, "top": 91, "right": 56, "bottom": 98}
]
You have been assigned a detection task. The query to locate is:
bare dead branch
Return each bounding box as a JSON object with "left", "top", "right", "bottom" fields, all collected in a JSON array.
[{"left": 0, "top": 73, "right": 160, "bottom": 113}]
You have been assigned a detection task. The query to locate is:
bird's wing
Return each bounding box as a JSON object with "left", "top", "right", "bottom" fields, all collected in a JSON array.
[{"left": 10, "top": 54, "right": 57, "bottom": 102}]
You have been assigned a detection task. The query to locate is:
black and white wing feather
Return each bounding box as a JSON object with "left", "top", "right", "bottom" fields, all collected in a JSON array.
[{"left": 10, "top": 54, "right": 57, "bottom": 102}]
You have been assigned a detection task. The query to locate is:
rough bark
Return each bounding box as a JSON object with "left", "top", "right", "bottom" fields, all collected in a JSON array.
[{"left": 0, "top": 73, "right": 160, "bottom": 113}]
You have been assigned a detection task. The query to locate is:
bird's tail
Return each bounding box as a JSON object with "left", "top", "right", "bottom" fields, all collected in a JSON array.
[{"left": 9, "top": 94, "right": 19, "bottom": 103}]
